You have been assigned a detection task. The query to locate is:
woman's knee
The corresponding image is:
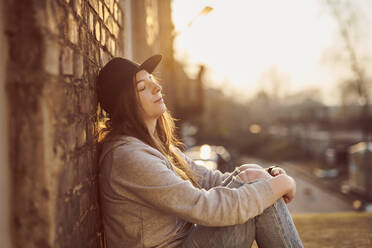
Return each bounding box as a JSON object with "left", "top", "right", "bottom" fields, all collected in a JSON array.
[
  {"left": 184, "top": 220, "right": 256, "bottom": 248},
  {"left": 258, "top": 197, "right": 289, "bottom": 220}
]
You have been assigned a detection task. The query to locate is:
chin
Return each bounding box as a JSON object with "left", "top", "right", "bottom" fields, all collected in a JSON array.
[
  {"left": 160, "top": 103, "right": 167, "bottom": 112},
  {"left": 154, "top": 106, "right": 166, "bottom": 119}
]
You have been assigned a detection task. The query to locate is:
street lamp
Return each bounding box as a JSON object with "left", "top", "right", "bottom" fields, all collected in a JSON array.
[
  {"left": 174, "top": 6, "right": 214, "bottom": 37},
  {"left": 187, "top": 6, "right": 214, "bottom": 27}
]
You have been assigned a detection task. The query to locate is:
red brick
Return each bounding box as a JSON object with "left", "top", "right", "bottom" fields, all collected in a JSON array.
[
  {"left": 66, "top": 123, "right": 78, "bottom": 151},
  {"left": 74, "top": 52, "right": 84, "bottom": 79},
  {"left": 98, "top": 1, "right": 103, "bottom": 20},
  {"left": 74, "top": 0, "right": 82, "bottom": 17},
  {"left": 104, "top": 0, "right": 110, "bottom": 9},
  {"left": 113, "top": 2, "right": 118, "bottom": 21},
  {"left": 68, "top": 12, "right": 79, "bottom": 45},
  {"left": 118, "top": 8, "right": 122, "bottom": 26},
  {"left": 107, "top": 15, "right": 114, "bottom": 34},
  {"left": 35, "top": 1, "right": 59, "bottom": 35},
  {"left": 95, "top": 21, "right": 100, "bottom": 42},
  {"left": 76, "top": 120, "right": 87, "bottom": 148},
  {"left": 79, "top": 190, "right": 90, "bottom": 217},
  {"left": 44, "top": 38, "right": 60, "bottom": 76},
  {"left": 112, "top": 21, "right": 119, "bottom": 39},
  {"left": 89, "top": 11, "right": 94, "bottom": 34},
  {"left": 100, "top": 26, "right": 106, "bottom": 46},
  {"left": 88, "top": 0, "right": 99, "bottom": 14},
  {"left": 62, "top": 47, "right": 74, "bottom": 76},
  {"left": 99, "top": 48, "right": 111, "bottom": 67},
  {"left": 58, "top": 160, "right": 79, "bottom": 197},
  {"left": 103, "top": 5, "right": 110, "bottom": 24},
  {"left": 108, "top": 0, "right": 114, "bottom": 13}
]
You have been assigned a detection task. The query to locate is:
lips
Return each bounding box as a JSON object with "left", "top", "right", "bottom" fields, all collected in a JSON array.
[{"left": 154, "top": 97, "right": 163, "bottom": 103}]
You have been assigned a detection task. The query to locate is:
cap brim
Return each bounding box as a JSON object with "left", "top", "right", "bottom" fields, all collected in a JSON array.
[{"left": 138, "top": 54, "right": 162, "bottom": 73}]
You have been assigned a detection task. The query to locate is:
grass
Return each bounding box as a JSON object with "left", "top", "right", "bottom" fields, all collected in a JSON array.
[
  {"left": 251, "top": 212, "right": 372, "bottom": 248},
  {"left": 293, "top": 212, "right": 372, "bottom": 248}
]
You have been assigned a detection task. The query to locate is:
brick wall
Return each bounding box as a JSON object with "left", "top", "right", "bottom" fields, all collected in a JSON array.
[{"left": 4, "top": 0, "right": 124, "bottom": 247}]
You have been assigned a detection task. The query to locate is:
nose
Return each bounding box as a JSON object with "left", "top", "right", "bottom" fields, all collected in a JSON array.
[{"left": 152, "top": 82, "right": 162, "bottom": 94}]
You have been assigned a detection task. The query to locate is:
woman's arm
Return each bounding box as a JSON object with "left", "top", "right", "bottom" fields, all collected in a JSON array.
[
  {"left": 236, "top": 165, "right": 295, "bottom": 203},
  {"left": 108, "top": 144, "right": 280, "bottom": 227}
]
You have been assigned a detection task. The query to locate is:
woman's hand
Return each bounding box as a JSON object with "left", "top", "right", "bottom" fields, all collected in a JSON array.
[
  {"left": 238, "top": 164, "right": 293, "bottom": 203},
  {"left": 236, "top": 167, "right": 272, "bottom": 183},
  {"left": 282, "top": 175, "right": 296, "bottom": 204},
  {"left": 238, "top": 163, "right": 264, "bottom": 170},
  {"left": 266, "top": 166, "right": 292, "bottom": 203},
  {"left": 237, "top": 164, "right": 287, "bottom": 180},
  {"left": 267, "top": 174, "right": 296, "bottom": 204}
]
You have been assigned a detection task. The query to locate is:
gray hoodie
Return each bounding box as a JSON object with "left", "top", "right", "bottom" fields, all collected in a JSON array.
[{"left": 98, "top": 134, "right": 276, "bottom": 248}]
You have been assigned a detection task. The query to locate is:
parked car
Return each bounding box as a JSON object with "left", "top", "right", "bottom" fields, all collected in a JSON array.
[
  {"left": 315, "top": 143, "right": 350, "bottom": 178},
  {"left": 348, "top": 142, "right": 372, "bottom": 200}
]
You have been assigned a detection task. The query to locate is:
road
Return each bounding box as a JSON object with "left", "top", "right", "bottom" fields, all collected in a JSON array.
[
  {"left": 279, "top": 162, "right": 354, "bottom": 213},
  {"left": 238, "top": 157, "right": 355, "bottom": 213}
]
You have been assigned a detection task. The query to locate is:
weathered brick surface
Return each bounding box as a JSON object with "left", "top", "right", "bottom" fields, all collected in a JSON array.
[{"left": 4, "top": 0, "right": 124, "bottom": 247}]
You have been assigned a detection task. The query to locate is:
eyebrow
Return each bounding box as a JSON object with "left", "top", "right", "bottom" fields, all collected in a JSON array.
[{"left": 136, "top": 75, "right": 153, "bottom": 84}]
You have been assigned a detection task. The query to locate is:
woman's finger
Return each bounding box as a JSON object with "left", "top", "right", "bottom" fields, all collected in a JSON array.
[
  {"left": 237, "top": 168, "right": 267, "bottom": 182},
  {"left": 271, "top": 167, "right": 286, "bottom": 176},
  {"left": 238, "top": 164, "right": 263, "bottom": 171}
]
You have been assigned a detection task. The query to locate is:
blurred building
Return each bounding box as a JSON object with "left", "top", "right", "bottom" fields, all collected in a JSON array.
[{"left": 124, "top": 0, "right": 204, "bottom": 119}]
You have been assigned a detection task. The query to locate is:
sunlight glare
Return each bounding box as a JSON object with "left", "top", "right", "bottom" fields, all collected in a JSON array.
[
  {"left": 172, "top": 0, "right": 372, "bottom": 104},
  {"left": 200, "top": 144, "right": 212, "bottom": 160}
]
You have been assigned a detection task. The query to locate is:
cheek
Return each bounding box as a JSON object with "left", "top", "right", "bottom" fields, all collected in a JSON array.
[
  {"left": 138, "top": 93, "right": 152, "bottom": 112},
  {"left": 138, "top": 92, "right": 165, "bottom": 117},
  {"left": 138, "top": 94, "right": 147, "bottom": 109}
]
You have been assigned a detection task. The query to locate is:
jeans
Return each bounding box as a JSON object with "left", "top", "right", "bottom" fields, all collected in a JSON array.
[{"left": 182, "top": 179, "right": 304, "bottom": 248}]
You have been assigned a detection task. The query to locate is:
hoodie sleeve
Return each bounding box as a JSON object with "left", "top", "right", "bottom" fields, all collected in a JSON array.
[
  {"left": 109, "top": 143, "right": 277, "bottom": 227},
  {"left": 184, "top": 152, "right": 241, "bottom": 190}
]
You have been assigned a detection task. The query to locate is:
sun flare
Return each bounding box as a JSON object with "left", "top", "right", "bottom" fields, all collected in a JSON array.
[{"left": 171, "top": 0, "right": 372, "bottom": 105}]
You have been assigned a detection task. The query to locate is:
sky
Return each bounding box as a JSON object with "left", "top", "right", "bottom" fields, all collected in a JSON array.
[{"left": 171, "top": 0, "right": 372, "bottom": 105}]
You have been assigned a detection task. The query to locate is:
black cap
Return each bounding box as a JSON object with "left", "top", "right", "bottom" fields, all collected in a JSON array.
[{"left": 97, "top": 54, "right": 162, "bottom": 115}]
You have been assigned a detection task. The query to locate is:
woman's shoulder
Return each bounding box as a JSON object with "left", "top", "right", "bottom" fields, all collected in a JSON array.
[
  {"left": 103, "top": 133, "right": 140, "bottom": 144},
  {"left": 103, "top": 134, "right": 150, "bottom": 152},
  {"left": 102, "top": 133, "right": 141, "bottom": 146},
  {"left": 104, "top": 135, "right": 173, "bottom": 172},
  {"left": 99, "top": 134, "right": 161, "bottom": 165},
  {"left": 109, "top": 135, "right": 170, "bottom": 159}
]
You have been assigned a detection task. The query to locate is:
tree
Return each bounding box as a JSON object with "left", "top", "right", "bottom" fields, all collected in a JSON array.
[
  {"left": 258, "top": 65, "right": 290, "bottom": 101},
  {"left": 324, "top": 0, "right": 371, "bottom": 139}
]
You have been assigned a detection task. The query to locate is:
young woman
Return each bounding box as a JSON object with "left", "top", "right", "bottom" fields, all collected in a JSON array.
[{"left": 97, "top": 54, "right": 304, "bottom": 248}]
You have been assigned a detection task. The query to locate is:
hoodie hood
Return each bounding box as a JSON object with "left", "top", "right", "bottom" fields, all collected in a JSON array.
[{"left": 98, "top": 134, "right": 141, "bottom": 167}]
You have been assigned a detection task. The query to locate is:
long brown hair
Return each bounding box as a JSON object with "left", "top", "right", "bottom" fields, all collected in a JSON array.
[{"left": 98, "top": 74, "right": 201, "bottom": 188}]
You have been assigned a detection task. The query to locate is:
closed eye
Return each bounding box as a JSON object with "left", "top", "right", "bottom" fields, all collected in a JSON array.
[
  {"left": 137, "top": 86, "right": 145, "bottom": 92},
  {"left": 137, "top": 82, "right": 146, "bottom": 92}
]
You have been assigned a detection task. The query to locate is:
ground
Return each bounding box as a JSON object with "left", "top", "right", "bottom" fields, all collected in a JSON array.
[
  {"left": 238, "top": 156, "right": 372, "bottom": 247},
  {"left": 251, "top": 212, "right": 372, "bottom": 248},
  {"left": 292, "top": 212, "right": 372, "bottom": 248}
]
